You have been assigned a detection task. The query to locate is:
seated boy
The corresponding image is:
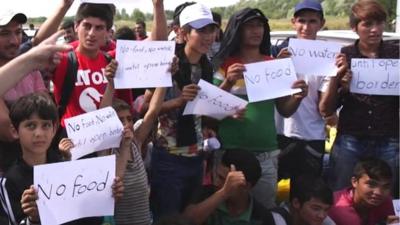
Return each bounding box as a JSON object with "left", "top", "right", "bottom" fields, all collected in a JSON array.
[
  {"left": 0, "top": 93, "right": 123, "bottom": 225},
  {"left": 328, "top": 158, "right": 399, "bottom": 225},
  {"left": 266, "top": 175, "right": 335, "bottom": 225},
  {"left": 183, "top": 149, "right": 268, "bottom": 225}
]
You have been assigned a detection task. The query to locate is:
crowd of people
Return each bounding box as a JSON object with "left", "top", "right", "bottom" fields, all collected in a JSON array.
[{"left": 0, "top": 0, "right": 398, "bottom": 224}]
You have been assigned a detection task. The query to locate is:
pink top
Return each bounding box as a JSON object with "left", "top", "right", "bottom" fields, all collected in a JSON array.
[
  {"left": 328, "top": 187, "right": 394, "bottom": 225},
  {"left": 3, "top": 71, "right": 46, "bottom": 104}
]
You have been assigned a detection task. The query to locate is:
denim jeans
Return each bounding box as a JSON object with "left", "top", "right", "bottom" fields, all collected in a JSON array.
[
  {"left": 329, "top": 134, "right": 399, "bottom": 195},
  {"left": 150, "top": 147, "right": 203, "bottom": 221}
]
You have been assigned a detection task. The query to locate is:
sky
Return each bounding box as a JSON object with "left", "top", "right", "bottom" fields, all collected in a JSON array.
[{"left": 4, "top": 0, "right": 240, "bottom": 18}]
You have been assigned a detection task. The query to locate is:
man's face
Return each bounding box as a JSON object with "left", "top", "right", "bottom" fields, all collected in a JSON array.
[
  {"left": 240, "top": 18, "right": 265, "bottom": 48},
  {"left": 75, "top": 17, "right": 108, "bottom": 52},
  {"left": 0, "top": 20, "right": 23, "bottom": 61},
  {"left": 63, "top": 27, "right": 77, "bottom": 43},
  {"left": 352, "top": 174, "right": 392, "bottom": 207},
  {"left": 291, "top": 11, "right": 325, "bottom": 40},
  {"left": 293, "top": 197, "right": 331, "bottom": 225},
  {"left": 134, "top": 23, "right": 146, "bottom": 38},
  {"left": 183, "top": 24, "right": 217, "bottom": 55}
]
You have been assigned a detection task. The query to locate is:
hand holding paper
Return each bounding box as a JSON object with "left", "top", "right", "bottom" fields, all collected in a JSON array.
[{"left": 183, "top": 79, "right": 248, "bottom": 120}]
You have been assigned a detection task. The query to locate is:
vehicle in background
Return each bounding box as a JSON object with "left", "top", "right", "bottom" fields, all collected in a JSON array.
[{"left": 271, "top": 30, "right": 400, "bottom": 47}]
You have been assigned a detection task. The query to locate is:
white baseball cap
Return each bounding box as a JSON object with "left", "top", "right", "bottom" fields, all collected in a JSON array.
[
  {"left": 0, "top": 10, "right": 27, "bottom": 26},
  {"left": 179, "top": 3, "right": 217, "bottom": 29}
]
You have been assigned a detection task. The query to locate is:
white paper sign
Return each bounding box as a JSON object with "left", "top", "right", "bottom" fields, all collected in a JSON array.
[
  {"left": 243, "top": 58, "right": 301, "bottom": 102},
  {"left": 288, "top": 38, "right": 341, "bottom": 76},
  {"left": 65, "top": 107, "right": 123, "bottom": 160},
  {"left": 80, "top": 0, "right": 115, "bottom": 3},
  {"left": 350, "top": 58, "right": 399, "bottom": 95},
  {"left": 183, "top": 79, "right": 248, "bottom": 120},
  {"left": 393, "top": 199, "right": 400, "bottom": 216},
  {"left": 34, "top": 155, "right": 116, "bottom": 225},
  {"left": 114, "top": 40, "right": 175, "bottom": 89}
]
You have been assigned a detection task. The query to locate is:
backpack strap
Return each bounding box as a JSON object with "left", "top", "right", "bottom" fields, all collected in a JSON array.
[
  {"left": 271, "top": 207, "right": 292, "bottom": 225},
  {"left": 58, "top": 50, "right": 78, "bottom": 118},
  {"left": 102, "top": 51, "right": 112, "bottom": 63}
]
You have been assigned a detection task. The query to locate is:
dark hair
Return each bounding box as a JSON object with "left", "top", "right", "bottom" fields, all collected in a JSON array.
[
  {"left": 136, "top": 20, "right": 146, "bottom": 29},
  {"left": 75, "top": 3, "right": 115, "bottom": 30},
  {"left": 213, "top": 8, "right": 271, "bottom": 68},
  {"left": 353, "top": 157, "right": 392, "bottom": 182},
  {"left": 115, "top": 26, "right": 136, "bottom": 40},
  {"left": 294, "top": 8, "right": 324, "bottom": 20},
  {"left": 172, "top": 2, "right": 196, "bottom": 26},
  {"left": 60, "top": 19, "right": 75, "bottom": 30},
  {"left": 10, "top": 93, "right": 58, "bottom": 130},
  {"left": 212, "top": 12, "right": 222, "bottom": 25},
  {"left": 289, "top": 175, "right": 333, "bottom": 206},
  {"left": 112, "top": 98, "right": 131, "bottom": 113},
  {"left": 349, "top": 0, "right": 387, "bottom": 28},
  {"left": 221, "top": 149, "right": 261, "bottom": 186}
]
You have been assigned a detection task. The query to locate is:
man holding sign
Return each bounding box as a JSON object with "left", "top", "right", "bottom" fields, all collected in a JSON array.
[
  {"left": 0, "top": 93, "right": 123, "bottom": 225},
  {"left": 212, "top": 8, "right": 307, "bottom": 209},
  {"left": 320, "top": 0, "right": 399, "bottom": 196},
  {"left": 270, "top": 0, "right": 347, "bottom": 182}
]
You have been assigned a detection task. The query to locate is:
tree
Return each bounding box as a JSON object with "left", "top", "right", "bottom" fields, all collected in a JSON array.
[
  {"left": 131, "top": 8, "right": 145, "bottom": 22},
  {"left": 121, "top": 8, "right": 129, "bottom": 20}
]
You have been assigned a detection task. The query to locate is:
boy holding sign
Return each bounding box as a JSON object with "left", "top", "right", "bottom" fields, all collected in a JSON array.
[
  {"left": 212, "top": 8, "right": 307, "bottom": 209},
  {"left": 142, "top": 3, "right": 218, "bottom": 220},
  {"left": 0, "top": 93, "right": 123, "bottom": 225},
  {"left": 270, "top": 0, "right": 347, "bottom": 182},
  {"left": 319, "top": 0, "right": 399, "bottom": 196}
]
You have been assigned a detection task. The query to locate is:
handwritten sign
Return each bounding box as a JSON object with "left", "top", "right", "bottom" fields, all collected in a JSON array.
[
  {"left": 65, "top": 107, "right": 123, "bottom": 160},
  {"left": 34, "top": 155, "right": 116, "bottom": 225},
  {"left": 243, "top": 58, "right": 301, "bottom": 102},
  {"left": 183, "top": 79, "right": 248, "bottom": 120},
  {"left": 350, "top": 58, "right": 399, "bottom": 95},
  {"left": 288, "top": 38, "right": 341, "bottom": 76},
  {"left": 114, "top": 40, "right": 175, "bottom": 89}
]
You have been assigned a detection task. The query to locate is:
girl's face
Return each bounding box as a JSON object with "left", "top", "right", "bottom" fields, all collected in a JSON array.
[{"left": 353, "top": 19, "right": 385, "bottom": 47}]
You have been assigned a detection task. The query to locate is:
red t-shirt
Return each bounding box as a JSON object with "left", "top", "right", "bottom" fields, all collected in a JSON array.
[
  {"left": 53, "top": 49, "right": 132, "bottom": 126},
  {"left": 69, "top": 40, "right": 116, "bottom": 52},
  {"left": 328, "top": 187, "right": 395, "bottom": 225}
]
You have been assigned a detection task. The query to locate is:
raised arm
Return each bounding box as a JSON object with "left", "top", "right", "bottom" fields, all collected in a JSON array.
[
  {"left": 31, "top": 0, "right": 74, "bottom": 46},
  {"left": 134, "top": 87, "right": 166, "bottom": 146},
  {"left": 0, "top": 31, "right": 71, "bottom": 96},
  {"left": 149, "top": 0, "right": 167, "bottom": 41}
]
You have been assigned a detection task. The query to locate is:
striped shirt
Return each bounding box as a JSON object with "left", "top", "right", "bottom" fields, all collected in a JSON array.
[{"left": 113, "top": 143, "right": 151, "bottom": 225}]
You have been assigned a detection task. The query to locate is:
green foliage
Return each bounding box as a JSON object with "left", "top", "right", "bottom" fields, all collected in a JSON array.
[{"left": 131, "top": 8, "right": 145, "bottom": 22}]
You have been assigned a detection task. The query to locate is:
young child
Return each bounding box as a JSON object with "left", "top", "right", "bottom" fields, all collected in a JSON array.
[
  {"left": 328, "top": 158, "right": 399, "bottom": 225},
  {"left": 0, "top": 93, "right": 123, "bottom": 225}
]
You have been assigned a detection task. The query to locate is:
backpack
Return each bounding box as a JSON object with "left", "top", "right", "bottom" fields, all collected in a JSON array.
[
  {"left": 57, "top": 50, "right": 112, "bottom": 119},
  {"left": 262, "top": 207, "right": 292, "bottom": 225}
]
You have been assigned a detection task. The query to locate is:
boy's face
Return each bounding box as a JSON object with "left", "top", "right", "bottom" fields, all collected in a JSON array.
[
  {"left": 117, "top": 109, "right": 134, "bottom": 129},
  {"left": 353, "top": 20, "right": 385, "bottom": 46},
  {"left": 0, "top": 20, "right": 23, "bottom": 61},
  {"left": 183, "top": 24, "right": 217, "bottom": 55},
  {"left": 291, "top": 11, "right": 325, "bottom": 40},
  {"left": 63, "top": 26, "right": 77, "bottom": 43},
  {"left": 240, "top": 18, "right": 265, "bottom": 48},
  {"left": 75, "top": 17, "right": 108, "bottom": 52},
  {"left": 293, "top": 197, "right": 331, "bottom": 225},
  {"left": 17, "top": 114, "right": 56, "bottom": 156},
  {"left": 352, "top": 174, "right": 392, "bottom": 207}
]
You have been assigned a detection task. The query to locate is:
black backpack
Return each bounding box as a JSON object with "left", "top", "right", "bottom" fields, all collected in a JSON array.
[{"left": 57, "top": 50, "right": 112, "bottom": 119}]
